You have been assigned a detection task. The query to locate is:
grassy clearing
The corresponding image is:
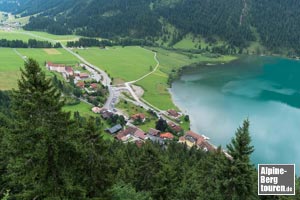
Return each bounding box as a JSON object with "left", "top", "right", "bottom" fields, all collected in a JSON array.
[
  {"left": 7, "top": 14, "right": 30, "bottom": 25},
  {"left": 18, "top": 30, "right": 81, "bottom": 42},
  {"left": 63, "top": 102, "right": 97, "bottom": 118},
  {"left": 136, "top": 70, "right": 176, "bottom": 110},
  {"left": 148, "top": 47, "right": 237, "bottom": 74},
  {"left": 0, "top": 48, "right": 24, "bottom": 90},
  {"left": 74, "top": 46, "right": 156, "bottom": 81},
  {"left": 173, "top": 34, "right": 226, "bottom": 50}
]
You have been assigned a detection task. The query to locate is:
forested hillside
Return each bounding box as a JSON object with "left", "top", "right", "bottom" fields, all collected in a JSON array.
[
  {"left": 1, "top": 58, "right": 300, "bottom": 200},
  {"left": 2, "top": 0, "right": 300, "bottom": 54}
]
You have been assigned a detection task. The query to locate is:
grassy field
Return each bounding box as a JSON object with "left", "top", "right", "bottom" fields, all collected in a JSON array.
[
  {"left": 74, "top": 46, "right": 156, "bottom": 82},
  {"left": 0, "top": 30, "right": 43, "bottom": 41},
  {"left": 0, "top": 48, "right": 24, "bottom": 90},
  {"left": 0, "top": 48, "right": 79, "bottom": 90},
  {"left": 0, "top": 29, "right": 80, "bottom": 43},
  {"left": 17, "top": 48, "right": 79, "bottom": 66},
  {"left": 63, "top": 102, "right": 97, "bottom": 117},
  {"left": 18, "top": 30, "right": 81, "bottom": 42}
]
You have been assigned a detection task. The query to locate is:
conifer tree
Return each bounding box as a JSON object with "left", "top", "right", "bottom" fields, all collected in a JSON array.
[
  {"left": 224, "top": 119, "right": 256, "bottom": 200},
  {"left": 6, "top": 58, "right": 78, "bottom": 199}
]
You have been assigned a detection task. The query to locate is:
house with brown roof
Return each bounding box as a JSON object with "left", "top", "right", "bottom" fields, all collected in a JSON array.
[
  {"left": 76, "top": 81, "right": 85, "bottom": 88},
  {"left": 167, "top": 109, "right": 181, "bottom": 118},
  {"left": 115, "top": 126, "right": 138, "bottom": 141},
  {"left": 115, "top": 126, "right": 148, "bottom": 142},
  {"left": 148, "top": 128, "right": 160, "bottom": 136},
  {"left": 80, "top": 73, "right": 89, "bottom": 79},
  {"left": 100, "top": 109, "right": 114, "bottom": 119},
  {"left": 160, "top": 132, "right": 174, "bottom": 140},
  {"left": 167, "top": 122, "right": 183, "bottom": 133},
  {"left": 131, "top": 113, "right": 146, "bottom": 122},
  {"left": 134, "top": 129, "right": 148, "bottom": 140}
]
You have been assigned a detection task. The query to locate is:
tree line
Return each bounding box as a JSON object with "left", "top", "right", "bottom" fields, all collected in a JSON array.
[
  {"left": 66, "top": 37, "right": 155, "bottom": 48},
  {"left": 1, "top": 59, "right": 300, "bottom": 199},
  {"left": 0, "top": 39, "right": 61, "bottom": 48}
]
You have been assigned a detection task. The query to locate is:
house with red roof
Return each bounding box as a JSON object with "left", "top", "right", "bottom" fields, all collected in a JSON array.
[
  {"left": 131, "top": 113, "right": 146, "bottom": 122},
  {"left": 160, "top": 132, "right": 174, "bottom": 140}
]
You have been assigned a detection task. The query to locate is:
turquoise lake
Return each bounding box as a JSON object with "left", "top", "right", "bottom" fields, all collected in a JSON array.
[{"left": 171, "top": 56, "right": 300, "bottom": 168}]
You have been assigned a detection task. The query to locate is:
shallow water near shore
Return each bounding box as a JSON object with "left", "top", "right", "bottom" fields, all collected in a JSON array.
[{"left": 170, "top": 56, "right": 300, "bottom": 171}]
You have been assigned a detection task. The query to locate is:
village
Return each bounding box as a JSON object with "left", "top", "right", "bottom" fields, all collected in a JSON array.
[{"left": 46, "top": 60, "right": 225, "bottom": 155}]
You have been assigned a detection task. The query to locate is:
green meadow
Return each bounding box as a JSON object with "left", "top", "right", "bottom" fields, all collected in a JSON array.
[
  {"left": 63, "top": 102, "right": 98, "bottom": 118},
  {"left": 75, "top": 46, "right": 156, "bottom": 82},
  {"left": 17, "top": 30, "right": 81, "bottom": 42},
  {"left": 17, "top": 48, "right": 79, "bottom": 66},
  {"left": 0, "top": 48, "right": 24, "bottom": 90},
  {"left": 0, "top": 48, "right": 79, "bottom": 90},
  {"left": 0, "top": 30, "right": 41, "bottom": 41}
]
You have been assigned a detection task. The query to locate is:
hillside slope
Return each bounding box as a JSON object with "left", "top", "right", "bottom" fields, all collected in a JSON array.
[{"left": 1, "top": 0, "right": 300, "bottom": 54}]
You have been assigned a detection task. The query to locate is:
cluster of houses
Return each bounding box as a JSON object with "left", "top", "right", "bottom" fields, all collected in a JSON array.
[
  {"left": 92, "top": 106, "right": 216, "bottom": 153},
  {"left": 46, "top": 62, "right": 90, "bottom": 82}
]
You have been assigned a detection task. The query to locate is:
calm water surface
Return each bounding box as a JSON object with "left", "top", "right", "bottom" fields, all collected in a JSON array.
[{"left": 171, "top": 56, "right": 300, "bottom": 168}]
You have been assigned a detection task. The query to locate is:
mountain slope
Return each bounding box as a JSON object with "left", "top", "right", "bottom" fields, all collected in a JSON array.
[{"left": 1, "top": 0, "right": 300, "bottom": 54}]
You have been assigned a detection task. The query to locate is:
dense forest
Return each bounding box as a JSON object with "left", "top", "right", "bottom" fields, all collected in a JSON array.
[
  {"left": 2, "top": 0, "right": 300, "bottom": 54},
  {"left": 0, "top": 39, "right": 61, "bottom": 48},
  {"left": 1, "top": 59, "right": 300, "bottom": 199}
]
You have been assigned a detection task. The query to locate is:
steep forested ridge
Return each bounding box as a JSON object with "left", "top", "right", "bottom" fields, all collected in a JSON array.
[{"left": 2, "top": 0, "right": 300, "bottom": 53}]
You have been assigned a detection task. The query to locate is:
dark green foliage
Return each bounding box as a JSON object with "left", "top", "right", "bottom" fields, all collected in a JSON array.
[
  {"left": 155, "top": 117, "right": 168, "bottom": 131},
  {"left": 3, "top": 58, "right": 79, "bottom": 199},
  {"left": 110, "top": 182, "right": 152, "bottom": 200}
]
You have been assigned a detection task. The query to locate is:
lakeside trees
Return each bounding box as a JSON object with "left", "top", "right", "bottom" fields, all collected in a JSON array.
[{"left": 0, "top": 59, "right": 299, "bottom": 199}]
